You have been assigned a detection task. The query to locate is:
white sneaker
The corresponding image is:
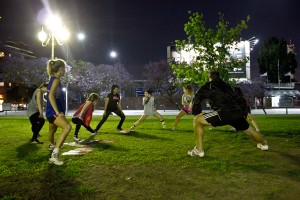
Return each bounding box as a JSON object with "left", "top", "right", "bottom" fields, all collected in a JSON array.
[
  {"left": 92, "top": 132, "right": 99, "bottom": 136},
  {"left": 188, "top": 146, "right": 204, "bottom": 158},
  {"left": 74, "top": 136, "right": 80, "bottom": 141},
  {"left": 171, "top": 127, "right": 176, "bottom": 131},
  {"left": 48, "top": 143, "right": 55, "bottom": 151},
  {"left": 49, "top": 153, "right": 64, "bottom": 165},
  {"left": 162, "top": 125, "right": 167, "bottom": 129},
  {"left": 257, "top": 143, "right": 269, "bottom": 151}
]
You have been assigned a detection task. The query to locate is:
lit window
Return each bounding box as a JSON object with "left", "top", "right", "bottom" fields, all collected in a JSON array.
[{"left": 0, "top": 82, "right": 4, "bottom": 86}]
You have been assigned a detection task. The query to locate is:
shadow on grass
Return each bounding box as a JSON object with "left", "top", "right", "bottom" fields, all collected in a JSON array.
[
  {"left": 39, "top": 165, "right": 94, "bottom": 199},
  {"left": 271, "top": 149, "right": 300, "bottom": 167},
  {"left": 16, "top": 142, "right": 49, "bottom": 162},
  {"left": 121, "top": 131, "right": 174, "bottom": 141}
]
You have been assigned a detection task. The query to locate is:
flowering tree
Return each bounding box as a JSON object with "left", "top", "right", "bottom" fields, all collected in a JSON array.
[{"left": 144, "top": 60, "right": 180, "bottom": 105}]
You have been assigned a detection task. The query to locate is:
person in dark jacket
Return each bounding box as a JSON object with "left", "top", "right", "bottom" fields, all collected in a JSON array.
[
  {"left": 94, "top": 84, "right": 125, "bottom": 132},
  {"left": 188, "top": 71, "right": 268, "bottom": 158},
  {"left": 233, "top": 87, "right": 261, "bottom": 132}
]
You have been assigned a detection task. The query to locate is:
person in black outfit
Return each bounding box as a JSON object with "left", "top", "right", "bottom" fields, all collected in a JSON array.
[
  {"left": 188, "top": 71, "right": 268, "bottom": 158},
  {"left": 94, "top": 84, "right": 125, "bottom": 132},
  {"left": 233, "top": 87, "right": 261, "bottom": 132}
]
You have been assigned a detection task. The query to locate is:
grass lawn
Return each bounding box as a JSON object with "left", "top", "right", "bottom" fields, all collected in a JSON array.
[{"left": 0, "top": 114, "right": 300, "bottom": 200}]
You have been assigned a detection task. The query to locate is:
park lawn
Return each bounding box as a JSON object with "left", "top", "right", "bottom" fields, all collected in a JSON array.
[{"left": 0, "top": 114, "right": 299, "bottom": 200}]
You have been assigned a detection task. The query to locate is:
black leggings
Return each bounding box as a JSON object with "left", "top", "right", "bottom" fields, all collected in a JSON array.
[
  {"left": 94, "top": 109, "right": 125, "bottom": 131},
  {"left": 72, "top": 118, "right": 94, "bottom": 136},
  {"left": 29, "top": 112, "right": 45, "bottom": 140}
]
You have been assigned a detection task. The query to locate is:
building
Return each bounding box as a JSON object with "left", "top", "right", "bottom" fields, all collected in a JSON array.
[{"left": 0, "top": 39, "right": 36, "bottom": 111}]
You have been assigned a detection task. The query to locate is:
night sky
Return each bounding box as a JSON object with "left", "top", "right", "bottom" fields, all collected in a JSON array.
[{"left": 0, "top": 0, "right": 299, "bottom": 79}]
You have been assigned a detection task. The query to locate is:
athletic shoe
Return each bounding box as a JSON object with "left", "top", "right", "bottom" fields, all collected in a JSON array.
[
  {"left": 171, "top": 127, "right": 176, "bottom": 131},
  {"left": 257, "top": 143, "right": 269, "bottom": 151},
  {"left": 74, "top": 135, "right": 80, "bottom": 141},
  {"left": 162, "top": 125, "right": 167, "bottom": 129},
  {"left": 48, "top": 143, "right": 55, "bottom": 151},
  {"left": 49, "top": 153, "right": 64, "bottom": 165},
  {"left": 31, "top": 139, "right": 43, "bottom": 144},
  {"left": 92, "top": 132, "right": 99, "bottom": 136},
  {"left": 188, "top": 146, "right": 205, "bottom": 158}
]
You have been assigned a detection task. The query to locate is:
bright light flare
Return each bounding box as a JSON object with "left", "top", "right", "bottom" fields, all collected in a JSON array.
[
  {"left": 38, "top": 28, "right": 48, "bottom": 42},
  {"left": 110, "top": 51, "right": 117, "bottom": 58},
  {"left": 77, "top": 33, "right": 85, "bottom": 40}
]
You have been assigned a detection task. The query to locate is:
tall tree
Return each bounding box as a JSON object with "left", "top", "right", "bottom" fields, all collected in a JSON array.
[
  {"left": 258, "top": 37, "right": 297, "bottom": 83},
  {"left": 144, "top": 60, "right": 180, "bottom": 105},
  {"left": 170, "top": 12, "right": 249, "bottom": 86}
]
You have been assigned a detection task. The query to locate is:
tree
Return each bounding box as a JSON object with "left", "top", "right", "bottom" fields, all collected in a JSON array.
[
  {"left": 1, "top": 56, "right": 48, "bottom": 87},
  {"left": 68, "top": 60, "right": 132, "bottom": 99},
  {"left": 144, "top": 60, "right": 180, "bottom": 105},
  {"left": 258, "top": 37, "right": 297, "bottom": 83},
  {"left": 237, "top": 81, "right": 267, "bottom": 114},
  {"left": 170, "top": 12, "right": 249, "bottom": 86}
]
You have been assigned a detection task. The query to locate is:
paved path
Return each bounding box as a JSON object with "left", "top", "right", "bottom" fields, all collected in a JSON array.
[{"left": 1, "top": 108, "right": 300, "bottom": 116}]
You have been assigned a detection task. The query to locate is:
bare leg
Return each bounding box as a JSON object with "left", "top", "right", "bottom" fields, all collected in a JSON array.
[
  {"left": 48, "top": 123, "right": 58, "bottom": 144},
  {"left": 247, "top": 113, "right": 260, "bottom": 132},
  {"left": 173, "top": 110, "right": 186, "bottom": 128},
  {"left": 153, "top": 112, "right": 164, "bottom": 121},
  {"left": 193, "top": 115, "right": 211, "bottom": 152},
  {"left": 131, "top": 115, "right": 148, "bottom": 128},
  {"left": 53, "top": 116, "right": 72, "bottom": 148},
  {"left": 243, "top": 125, "right": 266, "bottom": 145}
]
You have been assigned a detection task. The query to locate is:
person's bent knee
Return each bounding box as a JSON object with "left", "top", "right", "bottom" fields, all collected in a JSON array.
[{"left": 64, "top": 123, "right": 72, "bottom": 133}]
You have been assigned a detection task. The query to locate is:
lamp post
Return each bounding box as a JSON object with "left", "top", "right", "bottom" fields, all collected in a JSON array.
[
  {"left": 38, "top": 15, "right": 69, "bottom": 59},
  {"left": 110, "top": 51, "right": 122, "bottom": 97}
]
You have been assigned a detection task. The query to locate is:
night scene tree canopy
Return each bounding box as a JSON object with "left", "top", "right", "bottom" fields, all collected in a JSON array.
[{"left": 171, "top": 12, "right": 249, "bottom": 86}]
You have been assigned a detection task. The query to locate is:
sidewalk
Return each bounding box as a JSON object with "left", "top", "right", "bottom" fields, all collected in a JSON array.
[{"left": 1, "top": 108, "right": 300, "bottom": 116}]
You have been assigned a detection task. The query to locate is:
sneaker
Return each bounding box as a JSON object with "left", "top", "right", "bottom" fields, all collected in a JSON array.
[
  {"left": 257, "top": 143, "right": 269, "bottom": 151},
  {"left": 74, "top": 135, "right": 80, "bottom": 141},
  {"left": 31, "top": 139, "right": 43, "bottom": 144},
  {"left": 162, "top": 125, "right": 167, "bottom": 129},
  {"left": 188, "top": 146, "right": 205, "bottom": 158},
  {"left": 48, "top": 143, "right": 55, "bottom": 151},
  {"left": 92, "top": 131, "right": 99, "bottom": 136},
  {"left": 171, "top": 127, "right": 176, "bottom": 131},
  {"left": 49, "top": 153, "right": 64, "bottom": 165}
]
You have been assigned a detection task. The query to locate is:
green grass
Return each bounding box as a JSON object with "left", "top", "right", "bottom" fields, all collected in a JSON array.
[{"left": 0, "top": 114, "right": 300, "bottom": 199}]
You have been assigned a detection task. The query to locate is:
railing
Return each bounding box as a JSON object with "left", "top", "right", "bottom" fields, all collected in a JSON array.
[{"left": 266, "top": 83, "right": 295, "bottom": 89}]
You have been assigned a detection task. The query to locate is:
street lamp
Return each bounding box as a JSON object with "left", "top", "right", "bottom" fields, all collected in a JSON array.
[
  {"left": 110, "top": 51, "right": 122, "bottom": 96},
  {"left": 248, "top": 36, "right": 259, "bottom": 51},
  {"left": 38, "top": 15, "right": 69, "bottom": 59}
]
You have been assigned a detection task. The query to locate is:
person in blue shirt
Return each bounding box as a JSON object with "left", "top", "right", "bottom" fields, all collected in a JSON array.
[{"left": 46, "top": 59, "right": 72, "bottom": 165}]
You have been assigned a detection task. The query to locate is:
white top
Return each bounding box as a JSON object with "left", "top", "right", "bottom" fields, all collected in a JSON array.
[{"left": 143, "top": 96, "right": 157, "bottom": 115}]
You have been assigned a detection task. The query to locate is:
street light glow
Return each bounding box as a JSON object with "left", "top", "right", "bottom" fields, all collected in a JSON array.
[
  {"left": 38, "top": 14, "right": 69, "bottom": 59},
  {"left": 110, "top": 51, "right": 117, "bottom": 58},
  {"left": 77, "top": 33, "right": 85, "bottom": 40}
]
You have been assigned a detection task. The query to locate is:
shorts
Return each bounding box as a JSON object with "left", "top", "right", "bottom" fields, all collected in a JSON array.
[
  {"left": 182, "top": 106, "right": 192, "bottom": 114},
  {"left": 47, "top": 114, "right": 59, "bottom": 124},
  {"left": 203, "top": 110, "right": 249, "bottom": 131}
]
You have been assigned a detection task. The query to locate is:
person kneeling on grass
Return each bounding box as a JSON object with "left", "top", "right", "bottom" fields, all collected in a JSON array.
[
  {"left": 129, "top": 89, "right": 166, "bottom": 131},
  {"left": 188, "top": 70, "right": 268, "bottom": 158},
  {"left": 72, "top": 93, "right": 100, "bottom": 141}
]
